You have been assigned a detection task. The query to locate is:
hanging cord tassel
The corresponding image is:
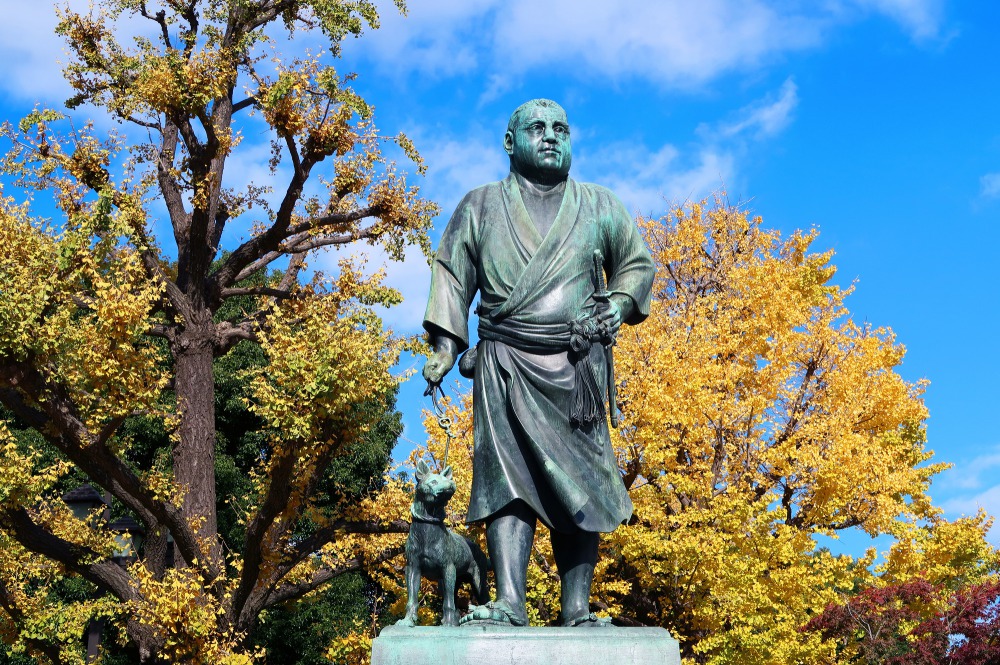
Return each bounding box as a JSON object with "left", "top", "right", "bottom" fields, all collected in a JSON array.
[
  {"left": 425, "top": 382, "right": 454, "bottom": 469},
  {"left": 568, "top": 315, "right": 604, "bottom": 426}
]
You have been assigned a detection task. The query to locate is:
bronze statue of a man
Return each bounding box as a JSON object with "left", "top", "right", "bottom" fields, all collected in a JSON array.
[{"left": 422, "top": 99, "right": 654, "bottom": 627}]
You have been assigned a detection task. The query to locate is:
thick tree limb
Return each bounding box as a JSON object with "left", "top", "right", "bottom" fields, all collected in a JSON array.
[
  {"left": 211, "top": 152, "right": 317, "bottom": 290},
  {"left": 3, "top": 507, "right": 136, "bottom": 601},
  {"left": 227, "top": 215, "right": 381, "bottom": 285},
  {"left": 219, "top": 286, "right": 293, "bottom": 300},
  {"left": 215, "top": 320, "right": 260, "bottom": 354},
  {"left": 263, "top": 518, "right": 410, "bottom": 603},
  {"left": 284, "top": 226, "right": 381, "bottom": 253},
  {"left": 0, "top": 362, "right": 218, "bottom": 582},
  {"left": 230, "top": 0, "right": 298, "bottom": 39},
  {"left": 262, "top": 543, "right": 406, "bottom": 610},
  {"left": 232, "top": 97, "right": 258, "bottom": 113},
  {"left": 278, "top": 252, "right": 306, "bottom": 291},
  {"left": 230, "top": 444, "right": 301, "bottom": 623}
]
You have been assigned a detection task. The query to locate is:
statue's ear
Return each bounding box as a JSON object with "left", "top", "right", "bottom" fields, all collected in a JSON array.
[
  {"left": 415, "top": 459, "right": 430, "bottom": 482},
  {"left": 503, "top": 131, "right": 514, "bottom": 156},
  {"left": 442, "top": 465, "right": 453, "bottom": 480}
]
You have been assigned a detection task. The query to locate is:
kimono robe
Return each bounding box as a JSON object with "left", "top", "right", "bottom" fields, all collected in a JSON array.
[{"left": 423, "top": 174, "right": 654, "bottom": 534}]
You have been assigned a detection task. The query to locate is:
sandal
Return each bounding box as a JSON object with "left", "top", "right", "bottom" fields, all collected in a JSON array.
[
  {"left": 460, "top": 600, "right": 528, "bottom": 626},
  {"left": 563, "top": 612, "right": 613, "bottom": 627}
]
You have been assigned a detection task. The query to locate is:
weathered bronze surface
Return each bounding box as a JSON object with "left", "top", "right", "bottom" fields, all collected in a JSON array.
[
  {"left": 396, "top": 461, "right": 490, "bottom": 627},
  {"left": 420, "top": 99, "right": 654, "bottom": 627}
]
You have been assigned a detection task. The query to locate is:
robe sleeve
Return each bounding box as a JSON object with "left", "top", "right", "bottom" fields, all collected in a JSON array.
[
  {"left": 603, "top": 193, "right": 655, "bottom": 325},
  {"left": 422, "top": 192, "right": 480, "bottom": 351}
]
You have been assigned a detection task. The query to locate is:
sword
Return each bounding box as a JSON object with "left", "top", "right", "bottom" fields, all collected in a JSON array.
[{"left": 592, "top": 250, "right": 619, "bottom": 428}]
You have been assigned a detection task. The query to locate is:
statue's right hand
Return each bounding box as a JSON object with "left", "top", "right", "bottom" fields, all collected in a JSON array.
[
  {"left": 423, "top": 349, "right": 456, "bottom": 386},
  {"left": 423, "top": 335, "right": 459, "bottom": 389}
]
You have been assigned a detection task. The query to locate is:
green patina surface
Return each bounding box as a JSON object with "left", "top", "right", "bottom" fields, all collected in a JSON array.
[{"left": 372, "top": 625, "right": 681, "bottom": 665}]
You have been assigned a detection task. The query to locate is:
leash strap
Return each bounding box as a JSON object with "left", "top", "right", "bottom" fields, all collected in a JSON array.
[{"left": 424, "top": 382, "right": 454, "bottom": 469}]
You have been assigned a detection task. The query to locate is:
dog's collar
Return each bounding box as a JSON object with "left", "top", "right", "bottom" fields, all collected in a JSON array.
[{"left": 411, "top": 503, "right": 446, "bottom": 525}]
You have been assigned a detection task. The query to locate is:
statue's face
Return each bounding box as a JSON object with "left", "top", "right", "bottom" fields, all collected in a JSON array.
[{"left": 504, "top": 104, "right": 572, "bottom": 184}]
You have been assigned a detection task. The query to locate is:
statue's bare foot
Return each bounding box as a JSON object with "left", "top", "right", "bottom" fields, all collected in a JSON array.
[
  {"left": 460, "top": 600, "right": 527, "bottom": 626},
  {"left": 563, "top": 612, "right": 613, "bottom": 628}
]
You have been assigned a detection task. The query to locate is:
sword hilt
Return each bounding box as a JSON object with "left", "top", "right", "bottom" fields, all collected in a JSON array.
[{"left": 593, "top": 250, "right": 610, "bottom": 303}]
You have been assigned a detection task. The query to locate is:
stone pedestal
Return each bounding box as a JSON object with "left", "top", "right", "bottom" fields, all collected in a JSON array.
[{"left": 371, "top": 624, "right": 680, "bottom": 665}]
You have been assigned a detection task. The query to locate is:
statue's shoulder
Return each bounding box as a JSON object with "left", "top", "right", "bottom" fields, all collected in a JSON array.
[
  {"left": 454, "top": 181, "right": 504, "bottom": 210},
  {"left": 572, "top": 180, "right": 626, "bottom": 210}
]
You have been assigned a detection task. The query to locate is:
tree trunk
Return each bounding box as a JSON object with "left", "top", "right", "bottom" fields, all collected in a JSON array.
[{"left": 172, "top": 324, "right": 220, "bottom": 567}]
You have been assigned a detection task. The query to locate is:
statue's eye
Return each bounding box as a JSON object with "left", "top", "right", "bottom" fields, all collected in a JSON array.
[{"left": 554, "top": 125, "right": 568, "bottom": 136}]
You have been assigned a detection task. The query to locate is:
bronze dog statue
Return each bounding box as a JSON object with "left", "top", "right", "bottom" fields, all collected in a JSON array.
[{"left": 396, "top": 460, "right": 490, "bottom": 626}]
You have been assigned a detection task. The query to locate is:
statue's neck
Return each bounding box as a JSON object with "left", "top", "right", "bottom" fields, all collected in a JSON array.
[
  {"left": 514, "top": 172, "right": 565, "bottom": 238},
  {"left": 513, "top": 171, "right": 567, "bottom": 195}
]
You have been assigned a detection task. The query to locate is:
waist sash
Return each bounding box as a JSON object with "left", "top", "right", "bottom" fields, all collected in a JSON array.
[{"left": 477, "top": 316, "right": 605, "bottom": 425}]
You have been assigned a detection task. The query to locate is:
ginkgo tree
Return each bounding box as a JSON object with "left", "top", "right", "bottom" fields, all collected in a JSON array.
[
  {"left": 0, "top": 1, "right": 434, "bottom": 662},
  {"left": 603, "top": 201, "right": 997, "bottom": 663}
]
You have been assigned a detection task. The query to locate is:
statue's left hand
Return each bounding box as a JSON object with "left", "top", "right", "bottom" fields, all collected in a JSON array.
[{"left": 597, "top": 297, "right": 624, "bottom": 336}]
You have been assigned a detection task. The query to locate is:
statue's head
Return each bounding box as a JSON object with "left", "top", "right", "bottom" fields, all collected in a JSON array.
[{"left": 504, "top": 99, "right": 572, "bottom": 185}]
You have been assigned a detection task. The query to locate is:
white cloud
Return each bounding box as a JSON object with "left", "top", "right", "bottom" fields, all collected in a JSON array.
[
  {"left": 349, "top": 0, "right": 950, "bottom": 88},
  {"left": 576, "top": 143, "right": 734, "bottom": 217},
  {"left": 0, "top": 2, "right": 76, "bottom": 103},
  {"left": 941, "top": 484, "right": 1000, "bottom": 544},
  {"left": 0, "top": 1, "right": 951, "bottom": 114},
  {"left": 411, "top": 128, "right": 508, "bottom": 214},
  {"left": 351, "top": 0, "right": 501, "bottom": 79},
  {"left": 569, "top": 79, "right": 798, "bottom": 217},
  {"left": 853, "top": 0, "right": 947, "bottom": 41},
  {"left": 350, "top": 243, "right": 432, "bottom": 334},
  {"left": 980, "top": 173, "right": 1000, "bottom": 199},
  {"left": 491, "top": 1, "right": 821, "bottom": 88},
  {"left": 0, "top": 1, "right": 156, "bottom": 106},
  {"left": 714, "top": 78, "right": 799, "bottom": 140},
  {"left": 354, "top": 0, "right": 824, "bottom": 88}
]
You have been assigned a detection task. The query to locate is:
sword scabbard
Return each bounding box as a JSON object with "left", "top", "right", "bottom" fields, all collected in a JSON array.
[{"left": 592, "top": 251, "right": 619, "bottom": 428}]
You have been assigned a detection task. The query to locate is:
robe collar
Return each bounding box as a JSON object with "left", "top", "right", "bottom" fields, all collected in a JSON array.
[{"left": 491, "top": 173, "right": 582, "bottom": 321}]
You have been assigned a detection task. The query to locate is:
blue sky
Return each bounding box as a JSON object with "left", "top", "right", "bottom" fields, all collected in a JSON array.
[{"left": 0, "top": 0, "right": 997, "bottom": 548}]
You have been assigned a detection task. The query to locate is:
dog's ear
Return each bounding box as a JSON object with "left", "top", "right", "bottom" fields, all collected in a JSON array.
[
  {"left": 415, "top": 459, "right": 430, "bottom": 482},
  {"left": 442, "top": 465, "right": 453, "bottom": 480}
]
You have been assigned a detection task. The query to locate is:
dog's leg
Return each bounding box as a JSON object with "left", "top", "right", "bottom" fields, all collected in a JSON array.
[
  {"left": 441, "top": 563, "right": 459, "bottom": 626},
  {"left": 396, "top": 562, "right": 421, "bottom": 627}
]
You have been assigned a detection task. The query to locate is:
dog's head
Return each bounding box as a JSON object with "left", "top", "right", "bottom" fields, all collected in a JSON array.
[{"left": 414, "top": 459, "right": 456, "bottom": 508}]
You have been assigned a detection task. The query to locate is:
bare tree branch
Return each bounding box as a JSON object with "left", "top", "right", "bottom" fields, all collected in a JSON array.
[
  {"left": 138, "top": 2, "right": 172, "bottom": 49},
  {"left": 232, "top": 97, "right": 257, "bottom": 113},
  {"left": 280, "top": 519, "right": 410, "bottom": 578},
  {"left": 278, "top": 252, "right": 306, "bottom": 292}
]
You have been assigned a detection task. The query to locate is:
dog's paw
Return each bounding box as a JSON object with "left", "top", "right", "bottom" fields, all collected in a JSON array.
[{"left": 395, "top": 616, "right": 416, "bottom": 627}]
